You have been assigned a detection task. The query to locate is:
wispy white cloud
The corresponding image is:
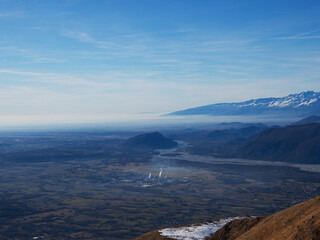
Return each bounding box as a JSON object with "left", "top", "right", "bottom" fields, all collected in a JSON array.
[
  {"left": 62, "top": 31, "right": 115, "bottom": 49},
  {"left": 0, "top": 46, "right": 67, "bottom": 63},
  {"left": 0, "top": 69, "right": 44, "bottom": 77},
  {"left": 0, "top": 69, "right": 115, "bottom": 88},
  {"left": 275, "top": 35, "right": 320, "bottom": 40},
  {"left": 272, "top": 29, "right": 320, "bottom": 40},
  {"left": 63, "top": 31, "right": 96, "bottom": 43},
  {"left": 59, "top": 28, "right": 262, "bottom": 76},
  {"left": 0, "top": 11, "right": 25, "bottom": 18}
]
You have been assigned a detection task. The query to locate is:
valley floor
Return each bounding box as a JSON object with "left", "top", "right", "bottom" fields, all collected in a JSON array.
[{"left": 0, "top": 132, "right": 319, "bottom": 239}]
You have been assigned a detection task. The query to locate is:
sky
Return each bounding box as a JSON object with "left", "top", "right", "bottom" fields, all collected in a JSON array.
[{"left": 1, "top": 0, "right": 320, "bottom": 126}]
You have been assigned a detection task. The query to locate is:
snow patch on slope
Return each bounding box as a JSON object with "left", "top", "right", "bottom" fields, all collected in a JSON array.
[
  {"left": 159, "top": 216, "right": 247, "bottom": 240},
  {"left": 295, "top": 98, "right": 318, "bottom": 107},
  {"left": 239, "top": 100, "right": 268, "bottom": 107},
  {"left": 267, "top": 92, "right": 320, "bottom": 108}
]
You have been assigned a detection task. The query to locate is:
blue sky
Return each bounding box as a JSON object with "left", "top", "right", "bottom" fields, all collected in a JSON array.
[{"left": 1, "top": 0, "right": 320, "bottom": 125}]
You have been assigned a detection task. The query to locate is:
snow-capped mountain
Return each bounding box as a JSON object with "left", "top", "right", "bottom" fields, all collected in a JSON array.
[{"left": 168, "top": 91, "right": 320, "bottom": 117}]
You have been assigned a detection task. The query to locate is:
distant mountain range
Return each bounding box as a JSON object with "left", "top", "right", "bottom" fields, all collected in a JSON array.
[
  {"left": 171, "top": 118, "right": 320, "bottom": 164},
  {"left": 168, "top": 91, "right": 320, "bottom": 117}
]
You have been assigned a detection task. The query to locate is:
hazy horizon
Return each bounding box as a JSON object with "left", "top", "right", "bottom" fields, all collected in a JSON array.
[{"left": 0, "top": 113, "right": 302, "bottom": 132}]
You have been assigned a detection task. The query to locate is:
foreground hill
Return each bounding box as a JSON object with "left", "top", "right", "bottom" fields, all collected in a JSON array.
[
  {"left": 168, "top": 91, "right": 320, "bottom": 117},
  {"left": 124, "top": 132, "right": 177, "bottom": 149},
  {"left": 238, "top": 123, "right": 320, "bottom": 164},
  {"left": 137, "top": 196, "right": 320, "bottom": 240},
  {"left": 211, "top": 195, "right": 320, "bottom": 240}
]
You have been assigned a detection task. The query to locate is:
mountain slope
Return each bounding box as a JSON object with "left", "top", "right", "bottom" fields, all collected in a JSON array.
[
  {"left": 124, "top": 132, "right": 177, "bottom": 149},
  {"left": 211, "top": 196, "right": 320, "bottom": 240},
  {"left": 168, "top": 91, "right": 320, "bottom": 117},
  {"left": 238, "top": 123, "right": 320, "bottom": 164},
  {"left": 136, "top": 196, "right": 320, "bottom": 240}
]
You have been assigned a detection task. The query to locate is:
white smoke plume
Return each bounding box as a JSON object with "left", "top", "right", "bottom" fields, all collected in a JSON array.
[{"left": 159, "top": 168, "right": 163, "bottom": 178}]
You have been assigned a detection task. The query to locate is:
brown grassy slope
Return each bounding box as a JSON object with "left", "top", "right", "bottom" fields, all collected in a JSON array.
[
  {"left": 210, "top": 217, "right": 264, "bottom": 240},
  {"left": 211, "top": 196, "right": 320, "bottom": 240},
  {"left": 137, "top": 196, "right": 320, "bottom": 240}
]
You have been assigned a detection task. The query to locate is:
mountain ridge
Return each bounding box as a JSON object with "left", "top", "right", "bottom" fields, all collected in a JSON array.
[
  {"left": 168, "top": 91, "right": 320, "bottom": 117},
  {"left": 292, "top": 115, "right": 320, "bottom": 125}
]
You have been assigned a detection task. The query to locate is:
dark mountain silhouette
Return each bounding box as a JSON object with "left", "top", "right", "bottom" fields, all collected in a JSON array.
[
  {"left": 293, "top": 115, "right": 320, "bottom": 125},
  {"left": 168, "top": 124, "right": 268, "bottom": 157},
  {"left": 124, "top": 132, "right": 177, "bottom": 149},
  {"left": 206, "top": 125, "right": 267, "bottom": 142},
  {"left": 168, "top": 91, "right": 320, "bottom": 118},
  {"left": 168, "top": 123, "right": 267, "bottom": 143},
  {"left": 238, "top": 123, "right": 320, "bottom": 164}
]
